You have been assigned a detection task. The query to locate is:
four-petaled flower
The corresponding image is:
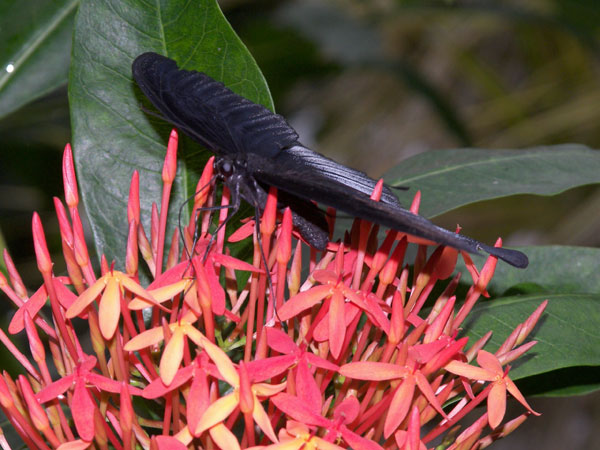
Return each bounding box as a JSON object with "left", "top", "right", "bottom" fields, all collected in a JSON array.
[
  {"left": 278, "top": 267, "right": 389, "bottom": 359},
  {"left": 265, "top": 327, "right": 339, "bottom": 415},
  {"left": 340, "top": 349, "right": 449, "bottom": 438},
  {"left": 444, "top": 349, "right": 540, "bottom": 429},
  {"left": 195, "top": 336, "right": 286, "bottom": 444},
  {"left": 66, "top": 269, "right": 160, "bottom": 339},
  {"left": 36, "top": 355, "right": 142, "bottom": 441},
  {"left": 272, "top": 393, "right": 384, "bottom": 450},
  {"left": 123, "top": 310, "right": 202, "bottom": 385}
]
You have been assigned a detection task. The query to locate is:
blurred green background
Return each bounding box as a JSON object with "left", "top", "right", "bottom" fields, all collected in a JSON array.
[{"left": 1, "top": 0, "right": 599, "bottom": 448}]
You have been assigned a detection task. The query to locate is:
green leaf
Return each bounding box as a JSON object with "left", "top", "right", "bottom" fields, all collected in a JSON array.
[
  {"left": 384, "top": 145, "right": 600, "bottom": 217},
  {"left": 480, "top": 245, "right": 600, "bottom": 297},
  {"left": 462, "top": 293, "right": 600, "bottom": 390},
  {"left": 0, "top": 0, "right": 77, "bottom": 119},
  {"left": 515, "top": 366, "right": 600, "bottom": 397},
  {"left": 69, "top": 0, "right": 271, "bottom": 268}
]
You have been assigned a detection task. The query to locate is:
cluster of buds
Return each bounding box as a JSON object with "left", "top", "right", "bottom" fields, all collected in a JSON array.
[{"left": 0, "top": 130, "right": 544, "bottom": 450}]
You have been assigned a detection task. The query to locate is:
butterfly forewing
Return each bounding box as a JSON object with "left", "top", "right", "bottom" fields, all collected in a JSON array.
[{"left": 132, "top": 52, "right": 299, "bottom": 157}]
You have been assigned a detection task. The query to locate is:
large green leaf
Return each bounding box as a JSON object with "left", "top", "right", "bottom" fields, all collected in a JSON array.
[
  {"left": 450, "top": 245, "right": 600, "bottom": 299},
  {"left": 384, "top": 146, "right": 600, "bottom": 217},
  {"left": 462, "top": 293, "right": 600, "bottom": 390},
  {"left": 482, "top": 245, "right": 600, "bottom": 297},
  {"left": 0, "top": 0, "right": 77, "bottom": 119},
  {"left": 515, "top": 366, "right": 600, "bottom": 397},
  {"left": 69, "top": 0, "right": 272, "bottom": 267}
]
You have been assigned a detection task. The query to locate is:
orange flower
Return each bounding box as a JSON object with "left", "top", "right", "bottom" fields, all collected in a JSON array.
[
  {"left": 194, "top": 336, "right": 286, "bottom": 444},
  {"left": 265, "top": 420, "right": 346, "bottom": 450},
  {"left": 123, "top": 310, "right": 202, "bottom": 385},
  {"left": 444, "top": 350, "right": 540, "bottom": 428},
  {"left": 340, "top": 354, "right": 448, "bottom": 438},
  {"left": 278, "top": 267, "right": 389, "bottom": 359},
  {"left": 66, "top": 269, "right": 159, "bottom": 339}
]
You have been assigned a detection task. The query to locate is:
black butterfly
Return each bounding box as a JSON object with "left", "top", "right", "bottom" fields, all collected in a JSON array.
[{"left": 132, "top": 52, "right": 528, "bottom": 269}]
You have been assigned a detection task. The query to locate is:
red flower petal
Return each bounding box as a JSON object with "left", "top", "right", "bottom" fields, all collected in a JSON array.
[
  {"left": 187, "top": 370, "right": 209, "bottom": 434},
  {"left": 123, "top": 327, "right": 165, "bottom": 351},
  {"left": 9, "top": 284, "right": 47, "bottom": 334},
  {"left": 384, "top": 375, "right": 415, "bottom": 438},
  {"left": 209, "top": 423, "right": 242, "bottom": 450},
  {"left": 271, "top": 393, "right": 329, "bottom": 428},
  {"left": 477, "top": 350, "right": 503, "bottom": 375},
  {"left": 487, "top": 381, "right": 507, "bottom": 429},
  {"left": 329, "top": 290, "right": 345, "bottom": 359},
  {"left": 99, "top": 277, "right": 120, "bottom": 340},
  {"left": 295, "top": 358, "right": 322, "bottom": 414},
  {"left": 245, "top": 355, "right": 295, "bottom": 382},
  {"left": 341, "top": 427, "right": 384, "bottom": 450},
  {"left": 66, "top": 277, "right": 106, "bottom": 318},
  {"left": 160, "top": 327, "right": 185, "bottom": 385},
  {"left": 57, "top": 440, "right": 91, "bottom": 450},
  {"left": 211, "top": 252, "right": 264, "bottom": 273},
  {"left": 334, "top": 395, "right": 359, "bottom": 424},
  {"left": 195, "top": 392, "right": 238, "bottom": 435},
  {"left": 143, "top": 365, "right": 194, "bottom": 399},
  {"left": 340, "top": 362, "right": 408, "bottom": 381},
  {"left": 277, "top": 285, "right": 331, "bottom": 321},
  {"left": 72, "top": 379, "right": 95, "bottom": 442},
  {"left": 252, "top": 396, "right": 278, "bottom": 443},
  {"left": 36, "top": 376, "right": 74, "bottom": 403},
  {"left": 444, "top": 360, "right": 496, "bottom": 382},
  {"left": 265, "top": 327, "right": 297, "bottom": 354}
]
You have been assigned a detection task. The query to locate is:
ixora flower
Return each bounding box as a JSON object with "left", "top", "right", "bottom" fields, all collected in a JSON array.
[{"left": 0, "top": 131, "right": 546, "bottom": 450}]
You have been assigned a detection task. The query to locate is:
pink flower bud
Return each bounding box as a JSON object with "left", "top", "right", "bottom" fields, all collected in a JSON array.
[
  {"left": 32, "top": 213, "right": 53, "bottom": 275},
  {"left": 128, "top": 170, "right": 140, "bottom": 224},
  {"left": 277, "top": 208, "right": 293, "bottom": 265},
  {"left": 162, "top": 129, "right": 178, "bottom": 183},
  {"left": 62, "top": 143, "right": 79, "bottom": 208},
  {"left": 261, "top": 186, "right": 277, "bottom": 235}
]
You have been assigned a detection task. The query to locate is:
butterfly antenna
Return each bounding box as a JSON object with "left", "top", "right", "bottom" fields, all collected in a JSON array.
[
  {"left": 177, "top": 177, "right": 217, "bottom": 261},
  {"left": 253, "top": 206, "right": 281, "bottom": 325},
  {"left": 139, "top": 104, "right": 165, "bottom": 120},
  {"left": 389, "top": 184, "right": 410, "bottom": 191},
  {"left": 202, "top": 196, "right": 240, "bottom": 262},
  {"left": 178, "top": 177, "right": 236, "bottom": 300}
]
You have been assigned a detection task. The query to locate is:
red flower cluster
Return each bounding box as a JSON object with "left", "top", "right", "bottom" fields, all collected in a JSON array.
[{"left": 0, "top": 130, "right": 544, "bottom": 449}]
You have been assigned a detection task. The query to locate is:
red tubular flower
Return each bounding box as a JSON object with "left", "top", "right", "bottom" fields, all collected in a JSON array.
[
  {"left": 194, "top": 336, "right": 285, "bottom": 443},
  {"left": 127, "top": 170, "right": 140, "bottom": 224},
  {"left": 445, "top": 350, "right": 540, "bottom": 429},
  {"left": 32, "top": 213, "right": 53, "bottom": 275},
  {"left": 0, "top": 132, "right": 543, "bottom": 449},
  {"left": 340, "top": 355, "right": 448, "bottom": 438},
  {"left": 66, "top": 269, "right": 160, "bottom": 340},
  {"left": 36, "top": 355, "right": 142, "bottom": 441},
  {"left": 272, "top": 393, "right": 383, "bottom": 450},
  {"left": 162, "top": 129, "right": 178, "bottom": 184}
]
